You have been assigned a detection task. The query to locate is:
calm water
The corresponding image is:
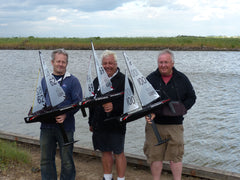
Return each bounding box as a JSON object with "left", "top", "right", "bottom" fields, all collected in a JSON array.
[{"left": 0, "top": 50, "right": 239, "bottom": 173}]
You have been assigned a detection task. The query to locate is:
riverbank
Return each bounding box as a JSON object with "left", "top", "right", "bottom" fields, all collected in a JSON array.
[
  {"left": 0, "top": 131, "right": 240, "bottom": 180},
  {"left": 1, "top": 36, "right": 240, "bottom": 51},
  {"left": 0, "top": 140, "right": 203, "bottom": 180},
  {"left": 0, "top": 141, "right": 154, "bottom": 180}
]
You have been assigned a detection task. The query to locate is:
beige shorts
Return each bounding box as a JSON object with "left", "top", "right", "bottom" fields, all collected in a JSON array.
[{"left": 143, "top": 124, "right": 184, "bottom": 164}]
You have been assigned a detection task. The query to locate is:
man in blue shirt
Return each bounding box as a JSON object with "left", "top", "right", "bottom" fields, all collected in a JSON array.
[{"left": 40, "top": 49, "right": 82, "bottom": 180}]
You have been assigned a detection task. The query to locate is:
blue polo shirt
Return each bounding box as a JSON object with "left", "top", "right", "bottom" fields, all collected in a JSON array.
[{"left": 40, "top": 72, "right": 82, "bottom": 132}]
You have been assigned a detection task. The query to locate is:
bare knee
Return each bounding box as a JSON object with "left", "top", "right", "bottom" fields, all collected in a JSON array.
[{"left": 151, "top": 161, "right": 163, "bottom": 180}]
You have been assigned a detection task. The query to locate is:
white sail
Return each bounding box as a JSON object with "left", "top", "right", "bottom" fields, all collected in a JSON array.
[
  {"left": 123, "top": 52, "right": 160, "bottom": 107},
  {"left": 32, "top": 68, "right": 46, "bottom": 113},
  {"left": 84, "top": 56, "right": 95, "bottom": 98},
  {"left": 123, "top": 70, "right": 139, "bottom": 114},
  {"left": 91, "top": 41, "right": 113, "bottom": 95},
  {"left": 39, "top": 51, "right": 65, "bottom": 107}
]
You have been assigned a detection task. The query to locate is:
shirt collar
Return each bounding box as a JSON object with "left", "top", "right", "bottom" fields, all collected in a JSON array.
[
  {"left": 109, "top": 69, "right": 119, "bottom": 80},
  {"left": 52, "top": 71, "right": 71, "bottom": 82}
]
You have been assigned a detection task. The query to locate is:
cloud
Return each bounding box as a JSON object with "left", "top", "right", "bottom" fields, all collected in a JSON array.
[
  {"left": 0, "top": 0, "right": 240, "bottom": 37},
  {"left": 0, "top": 0, "right": 133, "bottom": 12}
]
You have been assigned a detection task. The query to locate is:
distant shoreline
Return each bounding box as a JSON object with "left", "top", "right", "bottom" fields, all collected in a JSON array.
[{"left": 1, "top": 36, "right": 240, "bottom": 51}]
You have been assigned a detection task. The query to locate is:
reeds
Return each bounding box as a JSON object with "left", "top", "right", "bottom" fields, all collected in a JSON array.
[
  {"left": 0, "top": 139, "right": 30, "bottom": 170},
  {"left": 0, "top": 36, "right": 240, "bottom": 50}
]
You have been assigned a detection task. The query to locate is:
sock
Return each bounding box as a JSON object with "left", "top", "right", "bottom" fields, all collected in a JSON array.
[
  {"left": 117, "top": 177, "right": 125, "bottom": 180},
  {"left": 104, "top": 174, "right": 112, "bottom": 180}
]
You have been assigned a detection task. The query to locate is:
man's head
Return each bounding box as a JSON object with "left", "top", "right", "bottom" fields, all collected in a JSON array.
[
  {"left": 101, "top": 50, "right": 118, "bottom": 77},
  {"left": 51, "top": 49, "right": 68, "bottom": 76},
  {"left": 157, "top": 49, "right": 174, "bottom": 76}
]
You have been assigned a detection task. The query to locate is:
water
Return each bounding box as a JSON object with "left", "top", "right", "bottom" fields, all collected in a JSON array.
[{"left": 0, "top": 50, "right": 239, "bottom": 174}]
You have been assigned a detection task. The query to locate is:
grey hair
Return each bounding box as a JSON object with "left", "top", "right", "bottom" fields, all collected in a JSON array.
[
  {"left": 51, "top": 48, "right": 68, "bottom": 62},
  {"left": 158, "top": 49, "right": 174, "bottom": 63},
  {"left": 101, "top": 50, "right": 117, "bottom": 63}
]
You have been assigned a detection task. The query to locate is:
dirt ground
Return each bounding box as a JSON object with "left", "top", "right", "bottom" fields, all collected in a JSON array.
[{"left": 0, "top": 143, "right": 201, "bottom": 180}]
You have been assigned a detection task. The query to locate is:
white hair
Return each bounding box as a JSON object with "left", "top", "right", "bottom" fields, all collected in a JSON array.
[
  {"left": 158, "top": 49, "right": 174, "bottom": 63},
  {"left": 101, "top": 50, "right": 117, "bottom": 63}
]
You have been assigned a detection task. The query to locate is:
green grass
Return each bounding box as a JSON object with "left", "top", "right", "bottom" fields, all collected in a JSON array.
[
  {"left": 0, "top": 139, "right": 30, "bottom": 170},
  {"left": 0, "top": 36, "right": 240, "bottom": 50}
]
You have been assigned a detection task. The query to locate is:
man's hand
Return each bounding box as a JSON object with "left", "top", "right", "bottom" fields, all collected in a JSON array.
[
  {"left": 102, "top": 102, "right": 113, "bottom": 113},
  {"left": 56, "top": 114, "right": 66, "bottom": 123},
  {"left": 145, "top": 113, "right": 156, "bottom": 124}
]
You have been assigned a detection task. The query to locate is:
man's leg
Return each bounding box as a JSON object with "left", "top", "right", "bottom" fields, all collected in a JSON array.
[
  {"left": 114, "top": 152, "right": 127, "bottom": 178},
  {"left": 40, "top": 129, "right": 57, "bottom": 180},
  {"left": 102, "top": 151, "right": 114, "bottom": 174},
  {"left": 58, "top": 130, "right": 75, "bottom": 180},
  {"left": 170, "top": 161, "right": 182, "bottom": 180},
  {"left": 151, "top": 161, "right": 163, "bottom": 180}
]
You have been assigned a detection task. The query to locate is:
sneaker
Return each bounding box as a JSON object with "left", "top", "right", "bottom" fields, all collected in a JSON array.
[{"left": 102, "top": 178, "right": 113, "bottom": 180}]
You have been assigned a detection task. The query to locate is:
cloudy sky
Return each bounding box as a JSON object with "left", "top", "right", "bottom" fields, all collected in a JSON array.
[{"left": 0, "top": 0, "right": 239, "bottom": 37}]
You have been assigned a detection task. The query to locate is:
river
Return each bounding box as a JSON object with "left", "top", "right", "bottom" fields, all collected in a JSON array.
[{"left": 0, "top": 50, "right": 239, "bottom": 173}]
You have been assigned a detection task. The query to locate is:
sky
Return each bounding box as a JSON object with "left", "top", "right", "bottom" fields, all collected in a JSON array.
[{"left": 0, "top": 0, "right": 240, "bottom": 38}]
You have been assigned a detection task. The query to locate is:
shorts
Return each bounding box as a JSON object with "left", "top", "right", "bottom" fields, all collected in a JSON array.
[
  {"left": 92, "top": 131, "right": 125, "bottom": 155},
  {"left": 143, "top": 124, "right": 184, "bottom": 164}
]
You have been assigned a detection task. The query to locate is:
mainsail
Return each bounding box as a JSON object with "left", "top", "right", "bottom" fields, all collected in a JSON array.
[
  {"left": 123, "top": 69, "right": 139, "bottom": 114},
  {"left": 91, "top": 41, "right": 113, "bottom": 95},
  {"left": 123, "top": 52, "right": 160, "bottom": 107},
  {"left": 39, "top": 51, "right": 65, "bottom": 107},
  {"left": 84, "top": 56, "right": 95, "bottom": 99},
  {"left": 122, "top": 52, "right": 169, "bottom": 145},
  {"left": 32, "top": 68, "right": 46, "bottom": 113}
]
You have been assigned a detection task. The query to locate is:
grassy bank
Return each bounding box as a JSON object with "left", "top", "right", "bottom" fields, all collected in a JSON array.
[
  {"left": 0, "top": 36, "right": 240, "bottom": 50},
  {"left": 0, "top": 139, "right": 30, "bottom": 170}
]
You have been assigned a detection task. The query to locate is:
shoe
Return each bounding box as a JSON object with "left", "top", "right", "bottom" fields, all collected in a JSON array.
[{"left": 102, "top": 178, "right": 113, "bottom": 180}]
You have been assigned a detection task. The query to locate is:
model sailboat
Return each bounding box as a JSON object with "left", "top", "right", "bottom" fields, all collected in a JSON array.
[
  {"left": 25, "top": 51, "right": 79, "bottom": 123},
  {"left": 24, "top": 51, "right": 79, "bottom": 146},
  {"left": 79, "top": 41, "right": 124, "bottom": 117},
  {"left": 106, "top": 52, "right": 170, "bottom": 145}
]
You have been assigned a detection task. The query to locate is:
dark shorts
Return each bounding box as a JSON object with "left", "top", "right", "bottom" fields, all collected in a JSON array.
[{"left": 92, "top": 131, "right": 125, "bottom": 155}]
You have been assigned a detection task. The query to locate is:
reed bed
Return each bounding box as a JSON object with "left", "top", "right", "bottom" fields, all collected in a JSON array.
[
  {"left": 0, "top": 139, "right": 30, "bottom": 170},
  {"left": 0, "top": 36, "right": 240, "bottom": 50}
]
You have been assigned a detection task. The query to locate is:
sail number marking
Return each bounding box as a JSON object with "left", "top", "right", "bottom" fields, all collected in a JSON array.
[
  {"left": 125, "top": 88, "right": 136, "bottom": 105},
  {"left": 36, "top": 87, "right": 45, "bottom": 104},
  {"left": 137, "top": 76, "right": 147, "bottom": 86},
  {"left": 99, "top": 67, "right": 105, "bottom": 75}
]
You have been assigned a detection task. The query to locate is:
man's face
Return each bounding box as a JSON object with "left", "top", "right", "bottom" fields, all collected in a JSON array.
[
  {"left": 51, "top": 53, "right": 68, "bottom": 75},
  {"left": 102, "top": 54, "right": 117, "bottom": 77},
  {"left": 158, "top": 53, "right": 174, "bottom": 76}
]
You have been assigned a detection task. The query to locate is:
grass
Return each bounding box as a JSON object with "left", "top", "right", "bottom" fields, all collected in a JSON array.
[
  {"left": 0, "top": 139, "right": 31, "bottom": 170},
  {"left": 0, "top": 36, "right": 240, "bottom": 50}
]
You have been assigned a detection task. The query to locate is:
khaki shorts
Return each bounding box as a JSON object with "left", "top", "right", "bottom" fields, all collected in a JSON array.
[{"left": 143, "top": 124, "right": 184, "bottom": 164}]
